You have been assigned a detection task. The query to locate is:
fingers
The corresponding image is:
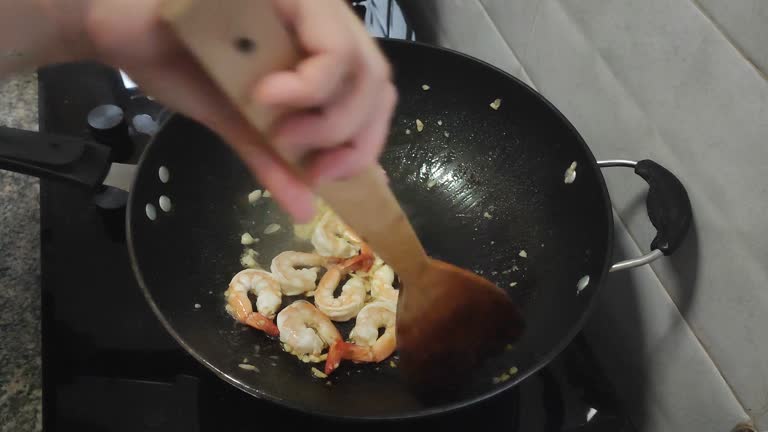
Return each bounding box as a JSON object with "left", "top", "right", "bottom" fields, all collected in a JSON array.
[
  {"left": 266, "top": 61, "right": 379, "bottom": 159},
  {"left": 123, "top": 55, "right": 318, "bottom": 223},
  {"left": 254, "top": 0, "right": 356, "bottom": 110},
  {"left": 252, "top": 0, "right": 394, "bottom": 167},
  {"left": 254, "top": 54, "right": 349, "bottom": 110},
  {"left": 305, "top": 82, "right": 397, "bottom": 182}
]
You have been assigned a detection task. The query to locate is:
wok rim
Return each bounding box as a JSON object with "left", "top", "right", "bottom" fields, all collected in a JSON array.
[{"left": 125, "top": 37, "right": 615, "bottom": 420}]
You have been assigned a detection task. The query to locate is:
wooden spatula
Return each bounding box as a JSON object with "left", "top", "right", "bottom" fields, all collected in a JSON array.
[{"left": 159, "top": 0, "right": 525, "bottom": 391}]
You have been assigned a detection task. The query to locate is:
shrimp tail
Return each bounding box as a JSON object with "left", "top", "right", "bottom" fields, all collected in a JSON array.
[
  {"left": 325, "top": 340, "right": 375, "bottom": 375},
  {"left": 245, "top": 313, "right": 280, "bottom": 337},
  {"left": 325, "top": 340, "right": 345, "bottom": 375},
  {"left": 339, "top": 243, "right": 375, "bottom": 273}
]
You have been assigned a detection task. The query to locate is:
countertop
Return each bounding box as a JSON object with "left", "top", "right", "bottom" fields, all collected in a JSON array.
[{"left": 0, "top": 73, "right": 42, "bottom": 432}]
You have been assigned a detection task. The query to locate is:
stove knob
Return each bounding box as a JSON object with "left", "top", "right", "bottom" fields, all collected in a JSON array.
[
  {"left": 132, "top": 114, "right": 160, "bottom": 136},
  {"left": 88, "top": 104, "right": 133, "bottom": 162}
]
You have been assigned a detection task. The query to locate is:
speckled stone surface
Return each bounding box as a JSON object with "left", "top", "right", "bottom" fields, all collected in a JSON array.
[{"left": 0, "top": 73, "right": 42, "bottom": 432}]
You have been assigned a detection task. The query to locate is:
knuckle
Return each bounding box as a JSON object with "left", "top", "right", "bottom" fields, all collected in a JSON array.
[
  {"left": 321, "top": 111, "right": 355, "bottom": 145},
  {"left": 303, "top": 85, "right": 326, "bottom": 107}
]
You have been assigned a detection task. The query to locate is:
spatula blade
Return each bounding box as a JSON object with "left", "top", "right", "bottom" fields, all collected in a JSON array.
[{"left": 396, "top": 259, "right": 525, "bottom": 394}]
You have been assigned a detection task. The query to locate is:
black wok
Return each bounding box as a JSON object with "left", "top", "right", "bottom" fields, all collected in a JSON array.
[{"left": 0, "top": 39, "right": 691, "bottom": 419}]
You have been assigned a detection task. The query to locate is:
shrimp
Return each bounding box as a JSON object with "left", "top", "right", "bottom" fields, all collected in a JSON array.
[
  {"left": 311, "top": 210, "right": 361, "bottom": 258},
  {"left": 224, "top": 269, "right": 281, "bottom": 336},
  {"left": 270, "top": 251, "right": 327, "bottom": 295},
  {"left": 276, "top": 300, "right": 341, "bottom": 362},
  {"left": 370, "top": 264, "right": 399, "bottom": 304},
  {"left": 314, "top": 245, "right": 375, "bottom": 322},
  {"left": 325, "top": 302, "right": 397, "bottom": 375}
]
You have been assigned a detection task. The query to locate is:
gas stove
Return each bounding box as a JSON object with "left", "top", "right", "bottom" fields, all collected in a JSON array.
[{"left": 37, "top": 2, "right": 633, "bottom": 431}]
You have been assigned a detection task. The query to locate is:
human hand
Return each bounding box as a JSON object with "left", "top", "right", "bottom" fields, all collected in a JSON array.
[{"left": 73, "top": 0, "right": 397, "bottom": 222}]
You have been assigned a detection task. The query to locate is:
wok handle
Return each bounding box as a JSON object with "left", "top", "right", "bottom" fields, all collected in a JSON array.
[
  {"left": 0, "top": 126, "right": 111, "bottom": 188},
  {"left": 599, "top": 160, "right": 692, "bottom": 272},
  {"left": 158, "top": 0, "right": 433, "bottom": 283}
]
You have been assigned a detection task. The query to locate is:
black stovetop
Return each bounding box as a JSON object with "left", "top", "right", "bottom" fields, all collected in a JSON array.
[{"left": 36, "top": 27, "right": 633, "bottom": 432}]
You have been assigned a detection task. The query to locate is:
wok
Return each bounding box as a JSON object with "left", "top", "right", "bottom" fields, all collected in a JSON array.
[{"left": 0, "top": 39, "right": 691, "bottom": 419}]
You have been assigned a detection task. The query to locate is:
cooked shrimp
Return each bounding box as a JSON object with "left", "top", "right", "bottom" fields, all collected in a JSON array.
[
  {"left": 314, "top": 245, "right": 374, "bottom": 322},
  {"left": 370, "top": 264, "right": 398, "bottom": 304},
  {"left": 277, "top": 300, "right": 341, "bottom": 362},
  {"left": 311, "top": 210, "right": 361, "bottom": 258},
  {"left": 270, "top": 251, "right": 327, "bottom": 295},
  {"left": 224, "top": 269, "right": 281, "bottom": 336},
  {"left": 325, "top": 302, "right": 397, "bottom": 375}
]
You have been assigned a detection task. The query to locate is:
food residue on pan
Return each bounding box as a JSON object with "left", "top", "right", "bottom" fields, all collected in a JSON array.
[
  {"left": 427, "top": 179, "right": 437, "bottom": 189},
  {"left": 509, "top": 282, "right": 518, "bottom": 288},
  {"left": 248, "top": 189, "right": 263, "bottom": 204},
  {"left": 238, "top": 364, "right": 259, "bottom": 371},
  {"left": 444, "top": 131, "right": 450, "bottom": 138},
  {"left": 492, "top": 372, "right": 512, "bottom": 384},
  {"left": 577, "top": 275, "right": 590, "bottom": 295},
  {"left": 194, "top": 303, "right": 201, "bottom": 309},
  {"left": 264, "top": 224, "right": 281, "bottom": 235},
  {"left": 564, "top": 161, "right": 577, "bottom": 184},
  {"left": 437, "top": 120, "right": 443, "bottom": 126},
  {"left": 519, "top": 250, "right": 528, "bottom": 258},
  {"left": 241, "top": 233, "right": 258, "bottom": 245},
  {"left": 492, "top": 366, "right": 519, "bottom": 384},
  {"left": 311, "top": 367, "right": 328, "bottom": 379},
  {"left": 421, "top": 84, "right": 430, "bottom": 91},
  {"left": 483, "top": 212, "right": 493, "bottom": 219},
  {"left": 405, "top": 129, "right": 411, "bottom": 135},
  {"left": 490, "top": 98, "right": 502, "bottom": 110},
  {"left": 416, "top": 119, "right": 424, "bottom": 132},
  {"left": 240, "top": 248, "right": 260, "bottom": 269}
]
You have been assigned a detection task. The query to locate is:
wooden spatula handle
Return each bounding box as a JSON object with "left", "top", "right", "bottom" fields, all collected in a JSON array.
[
  {"left": 159, "top": 0, "right": 430, "bottom": 283},
  {"left": 159, "top": 0, "right": 301, "bottom": 135},
  {"left": 316, "top": 167, "right": 429, "bottom": 283}
]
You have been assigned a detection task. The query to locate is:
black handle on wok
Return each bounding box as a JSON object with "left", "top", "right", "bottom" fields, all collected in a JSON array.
[
  {"left": 599, "top": 159, "right": 692, "bottom": 272},
  {"left": 0, "top": 126, "right": 111, "bottom": 188},
  {"left": 634, "top": 159, "right": 692, "bottom": 254}
]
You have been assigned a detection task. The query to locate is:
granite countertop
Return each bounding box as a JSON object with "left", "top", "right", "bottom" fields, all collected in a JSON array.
[{"left": 0, "top": 73, "right": 42, "bottom": 432}]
